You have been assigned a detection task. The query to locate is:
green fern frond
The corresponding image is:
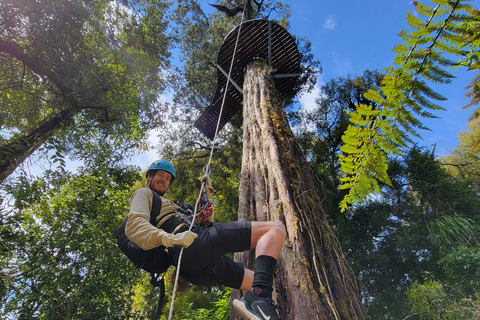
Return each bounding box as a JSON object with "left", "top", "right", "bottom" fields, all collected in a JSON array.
[
  {"left": 398, "top": 29, "right": 411, "bottom": 42},
  {"left": 411, "top": 26, "right": 435, "bottom": 38},
  {"left": 415, "top": 3, "right": 439, "bottom": 17},
  {"left": 417, "top": 110, "right": 440, "bottom": 119},
  {"left": 451, "top": 2, "right": 474, "bottom": 12},
  {"left": 427, "top": 51, "right": 460, "bottom": 66},
  {"left": 393, "top": 43, "right": 411, "bottom": 55},
  {"left": 409, "top": 35, "right": 435, "bottom": 46},
  {"left": 449, "top": 12, "right": 474, "bottom": 22},
  {"left": 409, "top": 93, "right": 443, "bottom": 112},
  {"left": 410, "top": 79, "right": 447, "bottom": 100},
  {"left": 339, "top": 0, "right": 478, "bottom": 210},
  {"left": 363, "top": 89, "right": 385, "bottom": 103},
  {"left": 430, "top": 0, "right": 449, "bottom": 6},
  {"left": 419, "top": 64, "right": 455, "bottom": 84},
  {"left": 406, "top": 11, "right": 428, "bottom": 29}
]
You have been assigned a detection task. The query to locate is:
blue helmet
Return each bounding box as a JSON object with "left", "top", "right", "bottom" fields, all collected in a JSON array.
[{"left": 146, "top": 160, "right": 176, "bottom": 182}]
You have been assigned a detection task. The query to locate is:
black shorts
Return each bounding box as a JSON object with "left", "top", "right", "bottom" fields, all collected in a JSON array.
[{"left": 171, "top": 220, "right": 251, "bottom": 289}]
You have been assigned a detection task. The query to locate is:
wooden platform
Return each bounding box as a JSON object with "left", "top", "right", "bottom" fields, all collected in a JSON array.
[{"left": 194, "top": 19, "right": 300, "bottom": 140}]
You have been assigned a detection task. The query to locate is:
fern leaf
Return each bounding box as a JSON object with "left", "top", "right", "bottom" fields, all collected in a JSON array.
[
  {"left": 430, "top": 0, "right": 449, "bottom": 6},
  {"left": 339, "top": 0, "right": 479, "bottom": 210},
  {"left": 406, "top": 11, "right": 428, "bottom": 29}
]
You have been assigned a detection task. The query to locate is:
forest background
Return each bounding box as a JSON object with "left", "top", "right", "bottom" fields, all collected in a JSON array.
[{"left": 1, "top": 0, "right": 480, "bottom": 319}]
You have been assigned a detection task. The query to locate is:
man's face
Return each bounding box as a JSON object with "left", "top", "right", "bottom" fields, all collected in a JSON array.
[{"left": 149, "top": 170, "right": 173, "bottom": 194}]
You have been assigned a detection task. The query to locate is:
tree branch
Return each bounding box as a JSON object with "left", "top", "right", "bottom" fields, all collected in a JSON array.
[
  {"left": 0, "top": 40, "right": 79, "bottom": 107},
  {"left": 209, "top": 4, "right": 243, "bottom": 17},
  {"left": 0, "top": 40, "right": 105, "bottom": 112}
]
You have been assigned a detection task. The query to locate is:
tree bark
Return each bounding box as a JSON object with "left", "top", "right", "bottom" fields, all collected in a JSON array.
[
  {"left": 0, "top": 108, "right": 74, "bottom": 183},
  {"left": 232, "top": 63, "right": 365, "bottom": 319}
]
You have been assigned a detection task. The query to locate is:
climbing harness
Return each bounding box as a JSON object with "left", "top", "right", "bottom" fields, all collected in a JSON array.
[{"left": 167, "top": 6, "right": 248, "bottom": 320}]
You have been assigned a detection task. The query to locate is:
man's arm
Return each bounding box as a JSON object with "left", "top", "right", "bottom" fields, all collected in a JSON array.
[{"left": 126, "top": 188, "right": 197, "bottom": 249}]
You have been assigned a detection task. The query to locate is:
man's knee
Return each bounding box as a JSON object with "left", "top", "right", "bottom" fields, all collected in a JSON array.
[
  {"left": 265, "top": 221, "right": 286, "bottom": 241},
  {"left": 251, "top": 220, "right": 286, "bottom": 246},
  {"left": 272, "top": 220, "right": 285, "bottom": 235}
]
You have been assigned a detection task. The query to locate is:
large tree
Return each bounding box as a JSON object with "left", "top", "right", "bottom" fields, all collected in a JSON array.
[
  {"left": 165, "top": 1, "right": 362, "bottom": 318},
  {"left": 0, "top": 0, "right": 171, "bottom": 183},
  {"left": 234, "top": 63, "right": 364, "bottom": 319}
]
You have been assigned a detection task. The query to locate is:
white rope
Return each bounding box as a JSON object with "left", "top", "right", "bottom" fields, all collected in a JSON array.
[{"left": 167, "top": 7, "right": 247, "bottom": 320}]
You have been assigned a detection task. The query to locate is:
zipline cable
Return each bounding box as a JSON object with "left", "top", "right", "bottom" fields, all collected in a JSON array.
[{"left": 168, "top": 6, "right": 248, "bottom": 320}]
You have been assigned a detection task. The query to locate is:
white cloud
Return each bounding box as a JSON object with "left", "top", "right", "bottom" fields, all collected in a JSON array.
[
  {"left": 128, "top": 128, "right": 161, "bottom": 168},
  {"left": 323, "top": 14, "right": 337, "bottom": 30},
  {"left": 299, "top": 85, "right": 320, "bottom": 112},
  {"left": 299, "top": 74, "right": 325, "bottom": 112}
]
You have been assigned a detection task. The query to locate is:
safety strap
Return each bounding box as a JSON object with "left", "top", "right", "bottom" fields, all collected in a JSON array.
[
  {"left": 150, "top": 191, "right": 166, "bottom": 320},
  {"left": 151, "top": 274, "right": 166, "bottom": 320}
]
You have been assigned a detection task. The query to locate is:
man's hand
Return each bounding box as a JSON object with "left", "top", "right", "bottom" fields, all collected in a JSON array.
[
  {"left": 201, "top": 172, "right": 214, "bottom": 192},
  {"left": 163, "top": 230, "right": 198, "bottom": 248}
]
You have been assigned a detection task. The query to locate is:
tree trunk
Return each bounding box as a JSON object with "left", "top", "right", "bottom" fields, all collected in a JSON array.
[
  {"left": 232, "top": 63, "right": 365, "bottom": 319},
  {"left": 0, "top": 108, "right": 74, "bottom": 183}
]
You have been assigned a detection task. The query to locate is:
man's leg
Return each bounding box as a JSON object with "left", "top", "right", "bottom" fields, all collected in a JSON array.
[
  {"left": 250, "top": 221, "right": 285, "bottom": 297},
  {"left": 234, "top": 221, "right": 286, "bottom": 320},
  {"left": 239, "top": 268, "right": 254, "bottom": 291},
  {"left": 251, "top": 221, "right": 285, "bottom": 258}
]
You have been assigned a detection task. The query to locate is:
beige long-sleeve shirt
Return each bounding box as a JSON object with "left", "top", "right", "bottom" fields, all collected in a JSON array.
[{"left": 125, "top": 188, "right": 180, "bottom": 250}]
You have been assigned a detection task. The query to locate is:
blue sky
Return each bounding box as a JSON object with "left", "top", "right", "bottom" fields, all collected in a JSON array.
[
  {"left": 196, "top": 0, "right": 479, "bottom": 158},
  {"left": 286, "top": 0, "right": 479, "bottom": 156}
]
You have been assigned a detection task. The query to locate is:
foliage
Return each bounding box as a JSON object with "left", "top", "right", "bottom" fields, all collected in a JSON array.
[
  {"left": 407, "top": 278, "right": 480, "bottom": 319},
  {"left": 339, "top": 0, "right": 480, "bottom": 211},
  {"left": 408, "top": 280, "right": 465, "bottom": 320},
  {"left": 336, "top": 147, "right": 480, "bottom": 319},
  {"left": 0, "top": 164, "right": 154, "bottom": 319},
  {"left": 0, "top": 0, "right": 171, "bottom": 182},
  {"left": 165, "top": 287, "right": 231, "bottom": 320},
  {"left": 439, "top": 117, "right": 480, "bottom": 181},
  {"left": 291, "top": 70, "right": 384, "bottom": 230},
  {"left": 402, "top": 118, "right": 480, "bottom": 320}
]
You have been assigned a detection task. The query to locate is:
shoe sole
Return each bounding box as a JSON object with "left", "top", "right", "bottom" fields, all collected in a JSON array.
[{"left": 233, "top": 298, "right": 262, "bottom": 320}]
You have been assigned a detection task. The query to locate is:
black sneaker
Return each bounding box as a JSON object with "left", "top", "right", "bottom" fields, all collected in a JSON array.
[{"left": 233, "top": 291, "right": 281, "bottom": 320}]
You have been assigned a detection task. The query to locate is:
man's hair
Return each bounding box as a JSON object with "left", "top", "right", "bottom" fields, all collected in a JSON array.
[{"left": 146, "top": 170, "right": 157, "bottom": 180}]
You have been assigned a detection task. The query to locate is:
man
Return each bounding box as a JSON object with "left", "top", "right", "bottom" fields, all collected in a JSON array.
[{"left": 125, "top": 160, "right": 285, "bottom": 320}]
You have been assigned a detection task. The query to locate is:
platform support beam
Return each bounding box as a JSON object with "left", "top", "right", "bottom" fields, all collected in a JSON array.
[
  {"left": 216, "top": 64, "right": 243, "bottom": 94},
  {"left": 273, "top": 73, "right": 301, "bottom": 78}
]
